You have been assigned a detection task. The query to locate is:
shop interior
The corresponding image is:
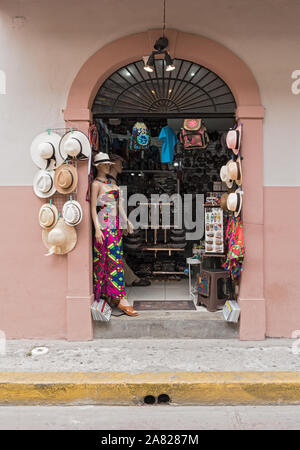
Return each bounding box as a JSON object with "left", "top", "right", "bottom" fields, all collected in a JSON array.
[{"left": 91, "top": 57, "right": 239, "bottom": 313}]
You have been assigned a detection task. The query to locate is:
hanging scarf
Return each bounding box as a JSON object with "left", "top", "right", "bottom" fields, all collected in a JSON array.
[
  {"left": 223, "top": 215, "right": 245, "bottom": 280},
  {"left": 86, "top": 124, "right": 99, "bottom": 202}
]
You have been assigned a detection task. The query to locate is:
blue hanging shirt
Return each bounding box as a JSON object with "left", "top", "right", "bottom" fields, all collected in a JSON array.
[{"left": 158, "top": 126, "right": 178, "bottom": 163}]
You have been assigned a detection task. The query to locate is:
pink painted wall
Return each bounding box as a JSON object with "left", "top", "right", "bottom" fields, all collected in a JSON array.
[
  {"left": 264, "top": 187, "right": 300, "bottom": 337},
  {"left": 0, "top": 187, "right": 67, "bottom": 338}
]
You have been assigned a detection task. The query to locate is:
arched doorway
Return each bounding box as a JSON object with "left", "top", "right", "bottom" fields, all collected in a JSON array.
[{"left": 64, "top": 29, "right": 265, "bottom": 341}]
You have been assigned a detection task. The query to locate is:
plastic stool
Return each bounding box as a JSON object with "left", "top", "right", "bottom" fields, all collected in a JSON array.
[{"left": 198, "top": 269, "right": 230, "bottom": 312}]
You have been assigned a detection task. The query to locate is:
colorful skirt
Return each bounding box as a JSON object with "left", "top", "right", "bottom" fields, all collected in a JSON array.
[{"left": 93, "top": 227, "right": 126, "bottom": 302}]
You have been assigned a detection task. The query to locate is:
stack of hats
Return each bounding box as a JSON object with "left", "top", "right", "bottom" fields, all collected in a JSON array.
[
  {"left": 31, "top": 129, "right": 91, "bottom": 256},
  {"left": 219, "top": 124, "right": 244, "bottom": 217}
]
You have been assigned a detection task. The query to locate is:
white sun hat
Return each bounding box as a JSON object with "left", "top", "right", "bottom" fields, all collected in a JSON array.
[
  {"left": 38, "top": 203, "right": 59, "bottom": 230},
  {"left": 227, "top": 189, "right": 244, "bottom": 217},
  {"left": 30, "top": 131, "right": 63, "bottom": 170},
  {"left": 93, "top": 152, "right": 115, "bottom": 166},
  {"left": 62, "top": 200, "right": 83, "bottom": 226},
  {"left": 42, "top": 217, "right": 77, "bottom": 256},
  {"left": 59, "top": 130, "right": 91, "bottom": 161},
  {"left": 33, "top": 170, "right": 56, "bottom": 198},
  {"left": 220, "top": 161, "right": 233, "bottom": 188}
]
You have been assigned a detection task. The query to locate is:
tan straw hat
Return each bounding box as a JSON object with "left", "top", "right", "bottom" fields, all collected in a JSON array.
[
  {"left": 42, "top": 218, "right": 77, "bottom": 256},
  {"left": 38, "top": 203, "right": 59, "bottom": 230},
  {"left": 54, "top": 163, "right": 78, "bottom": 194},
  {"left": 220, "top": 160, "right": 233, "bottom": 188}
]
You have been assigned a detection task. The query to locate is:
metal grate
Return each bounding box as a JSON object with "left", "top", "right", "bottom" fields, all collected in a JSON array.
[{"left": 92, "top": 58, "right": 236, "bottom": 117}]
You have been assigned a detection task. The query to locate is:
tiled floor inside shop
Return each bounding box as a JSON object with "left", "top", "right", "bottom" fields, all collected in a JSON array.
[{"left": 127, "top": 278, "right": 208, "bottom": 311}]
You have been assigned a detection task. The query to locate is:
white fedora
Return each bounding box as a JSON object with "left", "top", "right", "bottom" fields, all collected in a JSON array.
[
  {"left": 93, "top": 152, "right": 115, "bottom": 166},
  {"left": 220, "top": 161, "right": 233, "bottom": 188},
  {"left": 227, "top": 156, "right": 242, "bottom": 186},
  {"left": 30, "top": 132, "right": 63, "bottom": 170},
  {"left": 227, "top": 189, "right": 244, "bottom": 217},
  {"left": 62, "top": 200, "right": 83, "bottom": 226},
  {"left": 33, "top": 170, "right": 56, "bottom": 198},
  {"left": 226, "top": 124, "right": 242, "bottom": 156},
  {"left": 38, "top": 203, "right": 59, "bottom": 230},
  {"left": 59, "top": 130, "right": 91, "bottom": 161},
  {"left": 42, "top": 218, "right": 77, "bottom": 256}
]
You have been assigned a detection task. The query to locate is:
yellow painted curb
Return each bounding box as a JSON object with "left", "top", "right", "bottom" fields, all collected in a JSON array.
[{"left": 0, "top": 372, "right": 300, "bottom": 405}]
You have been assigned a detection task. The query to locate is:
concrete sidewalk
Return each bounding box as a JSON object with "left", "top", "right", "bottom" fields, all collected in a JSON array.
[
  {"left": 1, "top": 339, "right": 300, "bottom": 406},
  {"left": 0, "top": 338, "right": 299, "bottom": 372}
]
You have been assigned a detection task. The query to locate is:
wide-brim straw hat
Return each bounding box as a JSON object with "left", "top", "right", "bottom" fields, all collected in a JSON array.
[
  {"left": 59, "top": 130, "right": 91, "bottom": 161},
  {"left": 220, "top": 161, "right": 233, "bottom": 188},
  {"left": 33, "top": 169, "right": 56, "bottom": 198},
  {"left": 93, "top": 152, "right": 115, "bottom": 166},
  {"left": 62, "top": 200, "right": 83, "bottom": 226},
  {"left": 227, "top": 189, "right": 243, "bottom": 217},
  {"left": 30, "top": 132, "right": 63, "bottom": 170},
  {"left": 227, "top": 156, "right": 242, "bottom": 186},
  {"left": 42, "top": 218, "right": 77, "bottom": 256},
  {"left": 226, "top": 124, "right": 242, "bottom": 155},
  {"left": 54, "top": 163, "right": 78, "bottom": 194},
  {"left": 39, "top": 203, "right": 59, "bottom": 230}
]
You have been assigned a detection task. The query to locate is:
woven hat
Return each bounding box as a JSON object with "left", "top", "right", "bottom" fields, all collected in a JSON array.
[
  {"left": 38, "top": 203, "right": 59, "bottom": 230},
  {"left": 30, "top": 132, "right": 63, "bottom": 170},
  {"left": 227, "top": 189, "right": 243, "bottom": 217},
  {"left": 226, "top": 124, "right": 242, "bottom": 155},
  {"left": 93, "top": 152, "right": 115, "bottom": 166},
  {"left": 54, "top": 163, "right": 78, "bottom": 194},
  {"left": 42, "top": 218, "right": 77, "bottom": 256},
  {"left": 62, "top": 200, "right": 83, "bottom": 226},
  {"left": 227, "top": 156, "right": 242, "bottom": 186},
  {"left": 59, "top": 130, "right": 91, "bottom": 161},
  {"left": 220, "top": 161, "right": 233, "bottom": 188},
  {"left": 33, "top": 170, "right": 56, "bottom": 198}
]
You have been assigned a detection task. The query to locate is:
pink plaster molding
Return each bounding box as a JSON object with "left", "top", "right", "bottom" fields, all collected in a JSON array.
[{"left": 65, "top": 29, "right": 265, "bottom": 340}]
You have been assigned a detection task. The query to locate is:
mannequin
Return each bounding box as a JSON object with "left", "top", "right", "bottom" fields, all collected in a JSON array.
[{"left": 90, "top": 152, "right": 138, "bottom": 317}]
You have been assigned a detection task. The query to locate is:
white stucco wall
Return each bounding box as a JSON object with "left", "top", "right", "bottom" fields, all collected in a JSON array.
[{"left": 0, "top": 0, "right": 299, "bottom": 186}]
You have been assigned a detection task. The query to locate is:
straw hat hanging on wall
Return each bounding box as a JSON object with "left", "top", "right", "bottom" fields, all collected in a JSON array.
[
  {"left": 54, "top": 163, "right": 78, "bottom": 194},
  {"left": 42, "top": 218, "right": 77, "bottom": 256},
  {"left": 59, "top": 130, "right": 91, "bottom": 161},
  {"left": 30, "top": 131, "right": 64, "bottom": 170},
  {"left": 33, "top": 169, "right": 56, "bottom": 198},
  {"left": 62, "top": 200, "right": 83, "bottom": 226},
  {"left": 38, "top": 203, "right": 59, "bottom": 230}
]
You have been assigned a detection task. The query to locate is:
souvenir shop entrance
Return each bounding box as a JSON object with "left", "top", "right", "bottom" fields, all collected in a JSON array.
[
  {"left": 64, "top": 29, "right": 265, "bottom": 341},
  {"left": 89, "top": 57, "right": 243, "bottom": 334}
]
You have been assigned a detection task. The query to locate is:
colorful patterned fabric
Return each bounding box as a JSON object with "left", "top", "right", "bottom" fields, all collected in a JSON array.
[
  {"left": 129, "top": 122, "right": 151, "bottom": 151},
  {"left": 223, "top": 216, "right": 245, "bottom": 280},
  {"left": 198, "top": 272, "right": 209, "bottom": 297},
  {"left": 93, "top": 189, "right": 126, "bottom": 302}
]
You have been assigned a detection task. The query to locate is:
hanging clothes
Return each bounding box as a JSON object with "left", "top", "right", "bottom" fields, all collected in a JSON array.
[
  {"left": 93, "top": 188, "right": 126, "bottom": 301},
  {"left": 223, "top": 215, "right": 245, "bottom": 280},
  {"left": 158, "top": 126, "right": 178, "bottom": 163}
]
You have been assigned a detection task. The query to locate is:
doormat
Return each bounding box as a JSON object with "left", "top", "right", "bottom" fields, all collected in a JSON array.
[{"left": 133, "top": 300, "right": 196, "bottom": 311}]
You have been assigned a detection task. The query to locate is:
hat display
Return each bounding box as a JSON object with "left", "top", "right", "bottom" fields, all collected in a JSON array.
[
  {"left": 227, "top": 189, "right": 243, "bottom": 217},
  {"left": 227, "top": 156, "right": 242, "bottom": 186},
  {"left": 30, "top": 132, "right": 63, "bottom": 170},
  {"left": 33, "top": 170, "right": 56, "bottom": 198},
  {"left": 220, "top": 161, "right": 233, "bottom": 188},
  {"left": 62, "top": 200, "right": 83, "bottom": 226},
  {"left": 93, "top": 152, "right": 115, "bottom": 166},
  {"left": 42, "top": 218, "right": 77, "bottom": 256},
  {"left": 59, "top": 130, "right": 91, "bottom": 161},
  {"left": 226, "top": 124, "right": 242, "bottom": 155},
  {"left": 38, "top": 203, "right": 59, "bottom": 230},
  {"left": 54, "top": 163, "right": 78, "bottom": 194}
]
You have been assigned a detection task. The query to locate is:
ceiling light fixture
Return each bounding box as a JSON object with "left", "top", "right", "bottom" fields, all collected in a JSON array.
[{"left": 143, "top": 0, "right": 175, "bottom": 73}]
